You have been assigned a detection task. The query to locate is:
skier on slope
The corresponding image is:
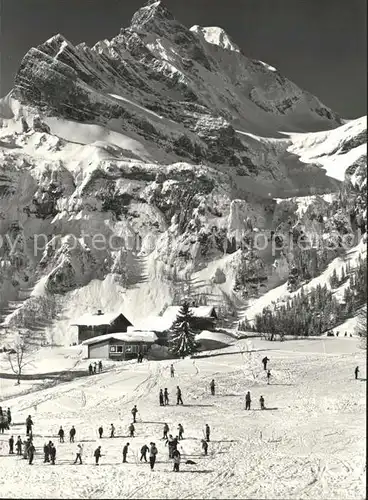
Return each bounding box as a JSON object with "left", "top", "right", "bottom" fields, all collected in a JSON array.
[
  {"left": 164, "top": 388, "right": 169, "bottom": 405},
  {"left": 98, "top": 360, "right": 103, "bottom": 373},
  {"left": 163, "top": 423, "right": 169, "bottom": 440},
  {"left": 28, "top": 442, "right": 36, "bottom": 465},
  {"left": 355, "top": 366, "right": 359, "bottom": 380},
  {"left": 131, "top": 405, "right": 138, "bottom": 423},
  {"left": 159, "top": 389, "right": 164, "bottom": 406},
  {"left": 129, "top": 422, "right": 135, "bottom": 437},
  {"left": 201, "top": 439, "right": 208, "bottom": 456},
  {"left": 9, "top": 435, "right": 14, "bottom": 454},
  {"left": 149, "top": 442, "right": 158, "bottom": 470},
  {"left": 88, "top": 363, "right": 93, "bottom": 375},
  {"left": 245, "top": 391, "right": 251, "bottom": 410},
  {"left": 205, "top": 424, "right": 210, "bottom": 442},
  {"left": 176, "top": 386, "right": 183, "bottom": 405},
  {"left": 177, "top": 423, "right": 184, "bottom": 440},
  {"left": 98, "top": 426, "right": 103, "bottom": 438},
  {"left": 16, "top": 436, "right": 22, "bottom": 455},
  {"left": 262, "top": 357, "right": 270, "bottom": 370},
  {"left": 140, "top": 444, "right": 149, "bottom": 462},
  {"left": 49, "top": 442, "right": 56, "bottom": 465},
  {"left": 122, "top": 443, "right": 129, "bottom": 463},
  {"left": 110, "top": 423, "right": 115, "bottom": 438},
  {"left": 170, "top": 364, "right": 175, "bottom": 377},
  {"left": 166, "top": 434, "right": 175, "bottom": 459},
  {"left": 267, "top": 369, "right": 271, "bottom": 385},
  {"left": 74, "top": 443, "right": 83, "bottom": 464},
  {"left": 26, "top": 415, "right": 33, "bottom": 436},
  {"left": 7, "top": 408, "right": 12, "bottom": 425},
  {"left": 58, "top": 426, "right": 65, "bottom": 443},
  {"left": 210, "top": 379, "right": 216, "bottom": 396},
  {"left": 43, "top": 442, "right": 50, "bottom": 463},
  {"left": 172, "top": 449, "right": 181, "bottom": 472},
  {"left": 94, "top": 446, "right": 101, "bottom": 465},
  {"left": 260, "top": 395, "right": 265, "bottom": 410},
  {"left": 69, "top": 425, "right": 76, "bottom": 443}
]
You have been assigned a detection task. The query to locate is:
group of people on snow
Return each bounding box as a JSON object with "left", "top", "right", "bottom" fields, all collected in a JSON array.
[{"left": 88, "top": 360, "right": 103, "bottom": 375}]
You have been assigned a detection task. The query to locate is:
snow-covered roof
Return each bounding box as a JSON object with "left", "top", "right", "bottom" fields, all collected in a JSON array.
[
  {"left": 195, "top": 330, "right": 235, "bottom": 345},
  {"left": 82, "top": 331, "right": 158, "bottom": 346},
  {"left": 133, "top": 316, "right": 173, "bottom": 333},
  {"left": 71, "top": 312, "right": 130, "bottom": 327},
  {"left": 162, "top": 305, "right": 217, "bottom": 323}
]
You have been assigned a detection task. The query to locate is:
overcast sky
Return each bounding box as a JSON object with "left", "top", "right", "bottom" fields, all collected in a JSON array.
[{"left": 0, "top": 0, "right": 366, "bottom": 118}]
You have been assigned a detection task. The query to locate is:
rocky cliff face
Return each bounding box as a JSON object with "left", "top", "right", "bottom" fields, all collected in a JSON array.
[{"left": 0, "top": 0, "right": 366, "bottom": 344}]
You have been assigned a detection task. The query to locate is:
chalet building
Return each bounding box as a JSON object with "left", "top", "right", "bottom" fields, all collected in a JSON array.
[
  {"left": 132, "top": 305, "right": 218, "bottom": 345},
  {"left": 72, "top": 310, "right": 133, "bottom": 344},
  {"left": 82, "top": 331, "right": 157, "bottom": 361}
]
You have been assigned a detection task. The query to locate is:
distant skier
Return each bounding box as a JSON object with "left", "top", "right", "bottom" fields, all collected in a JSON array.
[
  {"left": 98, "top": 426, "right": 103, "bottom": 438},
  {"left": 131, "top": 405, "right": 138, "bottom": 423},
  {"left": 69, "top": 425, "right": 76, "bottom": 443},
  {"left": 50, "top": 442, "right": 56, "bottom": 464},
  {"left": 210, "top": 379, "right": 216, "bottom": 396},
  {"left": 164, "top": 388, "right": 169, "bottom": 405},
  {"left": 9, "top": 435, "right": 14, "bottom": 454},
  {"left": 43, "top": 442, "right": 50, "bottom": 463},
  {"left": 163, "top": 423, "right": 169, "bottom": 440},
  {"left": 149, "top": 442, "right": 158, "bottom": 470},
  {"left": 172, "top": 449, "right": 181, "bottom": 472},
  {"left": 110, "top": 423, "right": 115, "bottom": 438},
  {"left": 129, "top": 423, "right": 135, "bottom": 437},
  {"left": 166, "top": 434, "right": 175, "bottom": 459},
  {"left": 98, "top": 360, "right": 103, "bottom": 373},
  {"left": 28, "top": 442, "right": 35, "bottom": 465},
  {"left": 262, "top": 357, "right": 269, "bottom": 370},
  {"left": 201, "top": 439, "right": 208, "bottom": 456},
  {"left": 355, "top": 366, "right": 359, "bottom": 380},
  {"left": 267, "top": 370, "right": 271, "bottom": 385},
  {"left": 88, "top": 364, "right": 93, "bottom": 375},
  {"left": 159, "top": 389, "right": 164, "bottom": 406},
  {"left": 140, "top": 444, "right": 149, "bottom": 462},
  {"left": 205, "top": 424, "right": 210, "bottom": 442},
  {"left": 94, "top": 446, "right": 101, "bottom": 465},
  {"left": 260, "top": 395, "right": 265, "bottom": 410},
  {"left": 176, "top": 386, "right": 183, "bottom": 405},
  {"left": 122, "top": 443, "right": 129, "bottom": 463},
  {"left": 170, "top": 364, "right": 175, "bottom": 377},
  {"left": 16, "top": 436, "right": 22, "bottom": 455},
  {"left": 93, "top": 363, "right": 97, "bottom": 374},
  {"left": 74, "top": 443, "right": 83, "bottom": 464},
  {"left": 7, "top": 408, "right": 12, "bottom": 425},
  {"left": 26, "top": 415, "right": 33, "bottom": 436},
  {"left": 177, "top": 423, "right": 184, "bottom": 440},
  {"left": 245, "top": 391, "right": 251, "bottom": 410},
  {"left": 58, "top": 426, "right": 65, "bottom": 443}
]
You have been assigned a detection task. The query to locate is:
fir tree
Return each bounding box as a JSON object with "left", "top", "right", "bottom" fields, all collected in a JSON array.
[{"left": 168, "top": 302, "right": 199, "bottom": 358}]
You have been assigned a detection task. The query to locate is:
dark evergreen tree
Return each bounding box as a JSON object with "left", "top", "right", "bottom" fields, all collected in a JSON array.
[{"left": 168, "top": 302, "right": 199, "bottom": 358}]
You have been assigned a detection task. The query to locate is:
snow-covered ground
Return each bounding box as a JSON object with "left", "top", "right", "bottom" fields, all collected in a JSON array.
[{"left": 0, "top": 337, "right": 365, "bottom": 499}]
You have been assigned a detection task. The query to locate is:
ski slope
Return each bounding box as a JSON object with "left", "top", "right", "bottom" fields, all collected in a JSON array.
[{"left": 0, "top": 337, "right": 365, "bottom": 499}]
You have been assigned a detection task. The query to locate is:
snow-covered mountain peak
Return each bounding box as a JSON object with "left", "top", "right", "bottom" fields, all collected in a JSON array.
[
  {"left": 130, "top": 0, "right": 176, "bottom": 34},
  {"left": 190, "top": 25, "right": 241, "bottom": 53}
]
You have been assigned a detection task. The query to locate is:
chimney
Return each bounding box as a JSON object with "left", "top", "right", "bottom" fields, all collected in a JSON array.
[{"left": 97, "top": 309, "right": 103, "bottom": 315}]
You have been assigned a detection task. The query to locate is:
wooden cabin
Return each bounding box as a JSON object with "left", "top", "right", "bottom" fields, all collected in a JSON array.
[
  {"left": 82, "top": 331, "right": 157, "bottom": 361},
  {"left": 72, "top": 310, "right": 133, "bottom": 344}
]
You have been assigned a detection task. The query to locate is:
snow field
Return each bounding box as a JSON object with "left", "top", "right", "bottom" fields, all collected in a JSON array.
[{"left": 0, "top": 337, "right": 365, "bottom": 499}]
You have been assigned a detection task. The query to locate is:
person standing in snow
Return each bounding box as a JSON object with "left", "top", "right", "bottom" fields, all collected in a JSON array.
[
  {"left": 172, "top": 449, "right": 181, "bottom": 472},
  {"left": 267, "top": 369, "right": 271, "bottom": 385},
  {"left": 26, "top": 415, "right": 33, "bottom": 436},
  {"left": 7, "top": 408, "right": 12, "bottom": 425},
  {"left": 355, "top": 366, "right": 359, "bottom": 380},
  {"left": 94, "top": 446, "right": 101, "bottom": 465},
  {"left": 28, "top": 442, "right": 35, "bottom": 465},
  {"left": 98, "top": 360, "right": 102, "bottom": 373},
  {"left": 43, "top": 442, "right": 50, "bottom": 463},
  {"left": 163, "top": 423, "right": 169, "bottom": 440},
  {"left": 177, "top": 424, "right": 184, "bottom": 440},
  {"left": 149, "top": 442, "right": 158, "bottom": 470},
  {"left": 205, "top": 424, "right": 210, "bottom": 442},
  {"left": 122, "top": 442, "right": 129, "bottom": 463},
  {"left": 49, "top": 442, "right": 56, "bottom": 464},
  {"left": 9, "top": 435, "right": 14, "bottom": 454},
  {"left": 110, "top": 423, "right": 115, "bottom": 438},
  {"left": 260, "top": 396, "right": 265, "bottom": 410},
  {"left": 58, "top": 426, "right": 65, "bottom": 443},
  {"left": 74, "top": 443, "right": 83, "bottom": 464},
  {"left": 131, "top": 405, "right": 138, "bottom": 423},
  {"left": 245, "top": 391, "right": 251, "bottom": 410},
  {"left": 210, "top": 379, "right": 216, "bottom": 396},
  {"left": 201, "top": 439, "right": 208, "bottom": 456},
  {"left": 129, "top": 422, "right": 135, "bottom": 437},
  {"left": 176, "top": 386, "right": 183, "bottom": 405},
  {"left": 93, "top": 363, "right": 97, "bottom": 374},
  {"left": 98, "top": 426, "right": 103, "bottom": 438},
  {"left": 140, "top": 444, "right": 149, "bottom": 462},
  {"left": 16, "top": 436, "right": 22, "bottom": 455},
  {"left": 262, "top": 357, "right": 269, "bottom": 371},
  {"left": 170, "top": 364, "right": 175, "bottom": 377},
  {"left": 164, "top": 388, "right": 169, "bottom": 405},
  {"left": 88, "top": 363, "right": 93, "bottom": 375},
  {"left": 69, "top": 425, "right": 76, "bottom": 443},
  {"left": 159, "top": 389, "right": 164, "bottom": 406}
]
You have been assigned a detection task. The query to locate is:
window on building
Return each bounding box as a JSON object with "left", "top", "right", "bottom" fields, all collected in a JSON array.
[
  {"left": 117, "top": 346, "right": 123, "bottom": 353},
  {"left": 110, "top": 346, "right": 116, "bottom": 353}
]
